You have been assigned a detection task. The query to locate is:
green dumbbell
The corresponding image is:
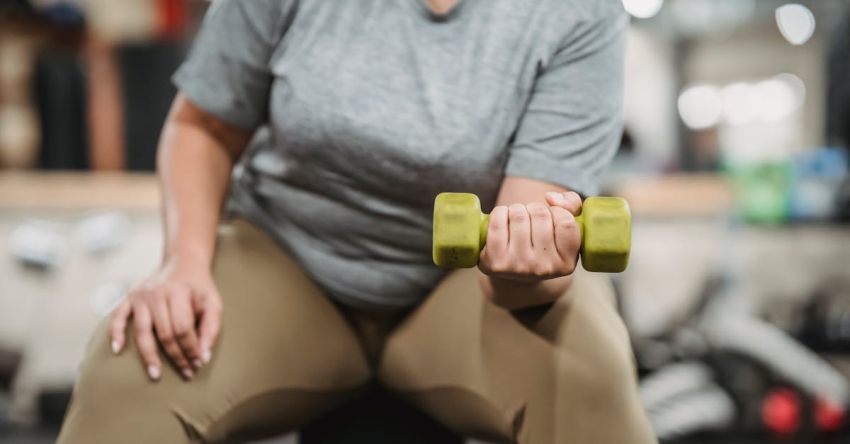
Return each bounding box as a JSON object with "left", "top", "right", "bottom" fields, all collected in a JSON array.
[{"left": 432, "top": 193, "right": 631, "bottom": 273}]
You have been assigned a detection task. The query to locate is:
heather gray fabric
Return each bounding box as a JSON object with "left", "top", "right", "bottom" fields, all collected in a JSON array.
[{"left": 173, "top": 0, "right": 627, "bottom": 309}]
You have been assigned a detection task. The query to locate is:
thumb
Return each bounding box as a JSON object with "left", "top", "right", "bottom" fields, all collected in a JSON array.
[{"left": 545, "top": 191, "right": 583, "bottom": 215}]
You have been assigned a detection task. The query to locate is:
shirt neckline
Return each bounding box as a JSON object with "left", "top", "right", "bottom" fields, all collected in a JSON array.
[{"left": 411, "top": 0, "right": 467, "bottom": 21}]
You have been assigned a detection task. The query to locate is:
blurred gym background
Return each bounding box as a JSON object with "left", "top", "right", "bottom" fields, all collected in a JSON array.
[{"left": 1, "top": 0, "right": 850, "bottom": 443}]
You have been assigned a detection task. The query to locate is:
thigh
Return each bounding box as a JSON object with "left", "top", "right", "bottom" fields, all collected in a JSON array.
[
  {"left": 59, "top": 219, "right": 371, "bottom": 444},
  {"left": 378, "top": 269, "right": 655, "bottom": 444}
]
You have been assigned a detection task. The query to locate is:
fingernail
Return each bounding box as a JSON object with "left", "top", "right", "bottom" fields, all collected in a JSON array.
[
  {"left": 546, "top": 192, "right": 565, "bottom": 204},
  {"left": 192, "top": 358, "right": 203, "bottom": 369},
  {"left": 182, "top": 368, "right": 194, "bottom": 380},
  {"left": 111, "top": 340, "right": 121, "bottom": 354},
  {"left": 147, "top": 365, "right": 161, "bottom": 381},
  {"left": 202, "top": 349, "right": 212, "bottom": 364}
]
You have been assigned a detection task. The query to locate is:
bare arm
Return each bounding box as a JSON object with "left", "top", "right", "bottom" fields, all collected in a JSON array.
[
  {"left": 110, "top": 94, "right": 253, "bottom": 381},
  {"left": 158, "top": 94, "right": 253, "bottom": 268}
]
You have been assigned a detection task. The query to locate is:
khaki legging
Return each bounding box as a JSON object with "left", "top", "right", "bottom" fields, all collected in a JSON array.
[{"left": 58, "top": 218, "right": 656, "bottom": 444}]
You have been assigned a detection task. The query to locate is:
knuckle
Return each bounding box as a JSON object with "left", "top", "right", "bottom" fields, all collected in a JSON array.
[
  {"left": 556, "top": 216, "right": 578, "bottom": 232},
  {"left": 167, "top": 284, "right": 190, "bottom": 298},
  {"left": 511, "top": 263, "right": 530, "bottom": 276},
  {"left": 485, "top": 257, "right": 509, "bottom": 274},
  {"left": 146, "top": 289, "right": 166, "bottom": 302},
  {"left": 549, "top": 206, "right": 570, "bottom": 220},
  {"left": 478, "top": 262, "right": 494, "bottom": 275},
  {"left": 488, "top": 217, "right": 504, "bottom": 231},
  {"left": 527, "top": 203, "right": 549, "bottom": 217},
  {"left": 174, "top": 327, "right": 191, "bottom": 340},
  {"left": 127, "top": 290, "right": 146, "bottom": 303},
  {"left": 479, "top": 259, "right": 496, "bottom": 274},
  {"left": 563, "top": 259, "right": 577, "bottom": 275},
  {"left": 534, "top": 265, "right": 555, "bottom": 278},
  {"left": 160, "top": 286, "right": 179, "bottom": 299},
  {"left": 159, "top": 333, "right": 175, "bottom": 344},
  {"left": 491, "top": 261, "right": 510, "bottom": 274},
  {"left": 508, "top": 205, "right": 528, "bottom": 223},
  {"left": 137, "top": 281, "right": 158, "bottom": 292}
]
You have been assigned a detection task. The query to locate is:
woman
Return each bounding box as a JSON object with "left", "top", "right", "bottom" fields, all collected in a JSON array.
[{"left": 58, "top": 0, "right": 655, "bottom": 443}]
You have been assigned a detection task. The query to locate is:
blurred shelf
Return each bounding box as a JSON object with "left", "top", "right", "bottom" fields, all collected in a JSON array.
[
  {"left": 612, "top": 174, "right": 734, "bottom": 218},
  {"left": 0, "top": 172, "right": 159, "bottom": 210}
]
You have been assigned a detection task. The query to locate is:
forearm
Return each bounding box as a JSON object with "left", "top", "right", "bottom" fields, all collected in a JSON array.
[{"left": 157, "top": 96, "right": 252, "bottom": 268}]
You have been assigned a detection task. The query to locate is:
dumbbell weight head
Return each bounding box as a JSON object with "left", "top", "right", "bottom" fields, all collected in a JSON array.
[
  {"left": 432, "top": 193, "right": 488, "bottom": 268},
  {"left": 579, "top": 196, "right": 632, "bottom": 273},
  {"left": 432, "top": 192, "right": 631, "bottom": 273}
]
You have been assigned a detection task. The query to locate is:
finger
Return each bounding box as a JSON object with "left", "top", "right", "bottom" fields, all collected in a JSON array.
[
  {"left": 197, "top": 291, "right": 222, "bottom": 365},
  {"left": 479, "top": 205, "right": 509, "bottom": 275},
  {"left": 483, "top": 205, "right": 509, "bottom": 257},
  {"left": 526, "top": 202, "right": 554, "bottom": 252},
  {"left": 550, "top": 206, "right": 581, "bottom": 269},
  {"left": 545, "top": 191, "right": 583, "bottom": 215},
  {"left": 169, "top": 293, "right": 202, "bottom": 369},
  {"left": 150, "top": 297, "right": 193, "bottom": 379},
  {"left": 507, "top": 203, "right": 532, "bottom": 255},
  {"left": 109, "top": 299, "right": 132, "bottom": 354},
  {"left": 132, "top": 303, "right": 163, "bottom": 381}
]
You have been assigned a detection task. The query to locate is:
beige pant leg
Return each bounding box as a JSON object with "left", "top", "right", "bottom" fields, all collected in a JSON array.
[
  {"left": 58, "top": 219, "right": 371, "bottom": 444},
  {"left": 378, "top": 269, "right": 656, "bottom": 444}
]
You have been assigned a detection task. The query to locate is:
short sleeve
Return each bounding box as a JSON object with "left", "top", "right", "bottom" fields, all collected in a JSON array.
[
  {"left": 172, "top": 0, "right": 294, "bottom": 129},
  {"left": 505, "top": 1, "right": 628, "bottom": 196}
]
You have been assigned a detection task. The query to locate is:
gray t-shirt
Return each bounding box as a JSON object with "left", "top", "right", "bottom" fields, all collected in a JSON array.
[{"left": 173, "top": 0, "right": 627, "bottom": 309}]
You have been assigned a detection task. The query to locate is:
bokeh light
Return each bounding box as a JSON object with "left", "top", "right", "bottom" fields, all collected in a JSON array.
[
  {"left": 623, "top": 0, "right": 664, "bottom": 19},
  {"left": 775, "top": 3, "right": 816, "bottom": 46},
  {"left": 754, "top": 77, "right": 802, "bottom": 123},
  {"left": 678, "top": 85, "right": 723, "bottom": 130},
  {"left": 721, "top": 82, "right": 760, "bottom": 126}
]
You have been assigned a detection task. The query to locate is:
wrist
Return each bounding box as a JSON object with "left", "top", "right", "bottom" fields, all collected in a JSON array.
[
  {"left": 486, "top": 274, "right": 546, "bottom": 291},
  {"left": 164, "top": 245, "right": 214, "bottom": 271},
  {"left": 479, "top": 273, "right": 572, "bottom": 311}
]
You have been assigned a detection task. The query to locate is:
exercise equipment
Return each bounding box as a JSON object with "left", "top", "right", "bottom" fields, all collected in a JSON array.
[{"left": 432, "top": 192, "right": 631, "bottom": 273}]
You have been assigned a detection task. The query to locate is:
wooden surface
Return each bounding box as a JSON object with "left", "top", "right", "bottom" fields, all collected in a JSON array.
[
  {"left": 0, "top": 172, "right": 159, "bottom": 209},
  {"left": 612, "top": 173, "right": 735, "bottom": 217}
]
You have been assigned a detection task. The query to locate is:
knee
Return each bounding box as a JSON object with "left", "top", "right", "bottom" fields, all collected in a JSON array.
[
  {"left": 58, "top": 329, "right": 177, "bottom": 444},
  {"left": 551, "top": 323, "right": 646, "bottom": 440},
  {"left": 69, "top": 328, "right": 158, "bottom": 415}
]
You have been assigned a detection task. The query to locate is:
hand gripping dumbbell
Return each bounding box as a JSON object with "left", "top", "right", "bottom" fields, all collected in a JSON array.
[{"left": 432, "top": 193, "right": 632, "bottom": 273}]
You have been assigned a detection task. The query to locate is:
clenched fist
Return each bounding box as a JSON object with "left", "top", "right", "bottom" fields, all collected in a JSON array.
[{"left": 478, "top": 191, "right": 582, "bottom": 282}]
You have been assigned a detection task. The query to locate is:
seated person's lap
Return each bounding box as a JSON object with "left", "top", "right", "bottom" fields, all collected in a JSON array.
[{"left": 58, "top": 219, "right": 652, "bottom": 444}]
